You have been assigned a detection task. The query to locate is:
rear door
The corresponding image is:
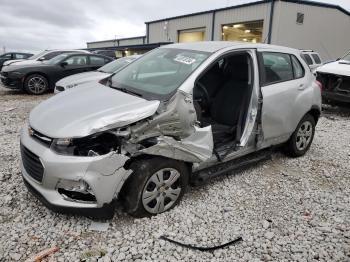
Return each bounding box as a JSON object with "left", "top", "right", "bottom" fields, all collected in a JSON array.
[{"left": 258, "top": 51, "right": 311, "bottom": 146}]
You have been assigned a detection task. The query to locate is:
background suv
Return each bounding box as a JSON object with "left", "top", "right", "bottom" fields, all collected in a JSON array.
[{"left": 301, "top": 50, "right": 323, "bottom": 74}]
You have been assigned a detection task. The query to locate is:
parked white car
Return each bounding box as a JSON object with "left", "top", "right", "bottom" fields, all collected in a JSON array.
[
  {"left": 316, "top": 50, "right": 350, "bottom": 104},
  {"left": 54, "top": 55, "right": 140, "bottom": 93},
  {"left": 300, "top": 50, "right": 323, "bottom": 74}
]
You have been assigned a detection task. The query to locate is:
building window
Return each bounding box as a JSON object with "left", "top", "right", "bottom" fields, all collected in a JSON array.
[
  {"left": 296, "top": 12, "right": 304, "bottom": 24},
  {"left": 222, "top": 20, "right": 263, "bottom": 43},
  {"left": 178, "top": 28, "right": 205, "bottom": 43}
]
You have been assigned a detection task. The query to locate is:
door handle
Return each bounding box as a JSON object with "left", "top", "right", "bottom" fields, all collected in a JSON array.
[{"left": 298, "top": 84, "right": 306, "bottom": 90}]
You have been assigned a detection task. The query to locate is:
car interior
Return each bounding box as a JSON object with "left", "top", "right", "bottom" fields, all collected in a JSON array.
[{"left": 193, "top": 52, "right": 253, "bottom": 150}]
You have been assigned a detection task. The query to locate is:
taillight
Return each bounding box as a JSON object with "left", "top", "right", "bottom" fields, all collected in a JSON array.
[{"left": 315, "top": 80, "right": 322, "bottom": 90}]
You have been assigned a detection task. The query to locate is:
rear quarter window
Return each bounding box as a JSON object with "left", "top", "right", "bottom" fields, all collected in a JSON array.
[
  {"left": 90, "top": 56, "right": 107, "bottom": 66},
  {"left": 291, "top": 55, "right": 305, "bottom": 79},
  {"left": 311, "top": 54, "right": 322, "bottom": 64}
]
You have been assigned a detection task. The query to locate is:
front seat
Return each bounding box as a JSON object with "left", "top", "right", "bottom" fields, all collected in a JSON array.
[{"left": 210, "top": 56, "right": 249, "bottom": 143}]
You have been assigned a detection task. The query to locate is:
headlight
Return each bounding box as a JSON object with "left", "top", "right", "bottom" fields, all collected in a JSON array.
[{"left": 51, "top": 132, "right": 122, "bottom": 156}]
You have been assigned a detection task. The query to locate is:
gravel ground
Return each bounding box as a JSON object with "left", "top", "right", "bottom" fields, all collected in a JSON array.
[{"left": 0, "top": 83, "right": 349, "bottom": 261}]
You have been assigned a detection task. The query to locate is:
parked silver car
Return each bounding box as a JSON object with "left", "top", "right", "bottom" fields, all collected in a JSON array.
[
  {"left": 54, "top": 55, "right": 141, "bottom": 93},
  {"left": 20, "top": 42, "right": 321, "bottom": 218}
]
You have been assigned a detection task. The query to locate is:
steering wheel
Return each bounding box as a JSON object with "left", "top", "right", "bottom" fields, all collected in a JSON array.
[{"left": 194, "top": 82, "right": 211, "bottom": 109}]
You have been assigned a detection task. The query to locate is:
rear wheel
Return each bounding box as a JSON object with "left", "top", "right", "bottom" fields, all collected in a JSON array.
[
  {"left": 284, "top": 114, "right": 315, "bottom": 157},
  {"left": 122, "top": 157, "right": 189, "bottom": 217},
  {"left": 24, "top": 74, "right": 48, "bottom": 95}
]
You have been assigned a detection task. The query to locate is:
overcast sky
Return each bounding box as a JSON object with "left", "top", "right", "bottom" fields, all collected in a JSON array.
[{"left": 1, "top": 0, "right": 349, "bottom": 54}]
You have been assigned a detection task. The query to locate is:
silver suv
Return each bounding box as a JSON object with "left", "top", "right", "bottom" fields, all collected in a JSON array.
[{"left": 20, "top": 42, "right": 322, "bottom": 218}]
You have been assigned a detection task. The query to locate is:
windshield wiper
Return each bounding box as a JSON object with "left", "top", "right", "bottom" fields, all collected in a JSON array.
[{"left": 110, "top": 85, "right": 143, "bottom": 97}]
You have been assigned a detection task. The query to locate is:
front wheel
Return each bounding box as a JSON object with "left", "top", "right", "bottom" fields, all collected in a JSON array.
[
  {"left": 284, "top": 114, "right": 316, "bottom": 157},
  {"left": 121, "top": 157, "right": 189, "bottom": 217},
  {"left": 24, "top": 74, "right": 48, "bottom": 95}
]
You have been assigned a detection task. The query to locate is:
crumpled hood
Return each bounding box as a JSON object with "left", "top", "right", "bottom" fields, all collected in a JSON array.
[
  {"left": 317, "top": 61, "right": 350, "bottom": 77},
  {"left": 29, "top": 82, "right": 160, "bottom": 138},
  {"left": 2, "top": 62, "right": 49, "bottom": 72},
  {"left": 56, "top": 71, "right": 110, "bottom": 87}
]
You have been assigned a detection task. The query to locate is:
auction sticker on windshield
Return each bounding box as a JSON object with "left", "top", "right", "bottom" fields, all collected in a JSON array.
[{"left": 174, "top": 55, "right": 196, "bottom": 65}]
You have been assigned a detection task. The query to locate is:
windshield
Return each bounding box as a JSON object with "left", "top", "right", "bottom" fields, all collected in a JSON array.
[
  {"left": 110, "top": 48, "right": 210, "bottom": 100},
  {"left": 342, "top": 51, "right": 350, "bottom": 62},
  {"left": 45, "top": 54, "right": 70, "bottom": 65},
  {"left": 98, "top": 57, "right": 135, "bottom": 73},
  {"left": 28, "top": 51, "right": 47, "bottom": 60}
]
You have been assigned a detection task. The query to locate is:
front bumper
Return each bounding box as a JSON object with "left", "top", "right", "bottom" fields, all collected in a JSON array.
[
  {"left": 322, "top": 91, "right": 350, "bottom": 103},
  {"left": 20, "top": 127, "right": 132, "bottom": 217},
  {"left": 0, "top": 73, "right": 22, "bottom": 89}
]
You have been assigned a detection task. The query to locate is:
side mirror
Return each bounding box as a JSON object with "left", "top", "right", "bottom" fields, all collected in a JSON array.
[
  {"left": 38, "top": 57, "right": 45, "bottom": 61},
  {"left": 60, "top": 61, "right": 68, "bottom": 67}
]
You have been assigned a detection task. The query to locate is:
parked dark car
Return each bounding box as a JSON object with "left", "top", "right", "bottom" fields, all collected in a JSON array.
[
  {"left": 0, "top": 53, "right": 113, "bottom": 94},
  {"left": 0, "top": 52, "right": 33, "bottom": 70}
]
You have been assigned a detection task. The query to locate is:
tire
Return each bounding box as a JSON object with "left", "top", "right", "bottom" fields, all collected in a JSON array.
[
  {"left": 121, "top": 157, "right": 189, "bottom": 218},
  {"left": 284, "top": 114, "right": 316, "bottom": 157},
  {"left": 24, "top": 74, "right": 48, "bottom": 95}
]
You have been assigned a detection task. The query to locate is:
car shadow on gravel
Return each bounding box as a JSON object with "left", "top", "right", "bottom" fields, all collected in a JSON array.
[{"left": 322, "top": 104, "right": 350, "bottom": 118}]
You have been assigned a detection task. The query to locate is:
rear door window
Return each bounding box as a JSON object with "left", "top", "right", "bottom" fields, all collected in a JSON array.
[
  {"left": 311, "top": 54, "right": 321, "bottom": 64},
  {"left": 90, "top": 56, "right": 106, "bottom": 66},
  {"left": 64, "top": 55, "right": 88, "bottom": 65},
  {"left": 261, "top": 52, "right": 294, "bottom": 85}
]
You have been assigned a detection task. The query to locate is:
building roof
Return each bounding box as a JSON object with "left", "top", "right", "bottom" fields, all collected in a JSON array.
[
  {"left": 161, "top": 41, "right": 300, "bottom": 54},
  {"left": 87, "top": 36, "right": 146, "bottom": 45},
  {"left": 145, "top": 0, "right": 350, "bottom": 24}
]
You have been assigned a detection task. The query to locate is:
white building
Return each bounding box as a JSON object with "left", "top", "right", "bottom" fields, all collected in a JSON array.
[{"left": 88, "top": 0, "right": 350, "bottom": 60}]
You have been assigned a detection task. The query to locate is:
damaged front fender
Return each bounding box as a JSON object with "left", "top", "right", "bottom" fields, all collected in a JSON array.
[
  {"left": 83, "top": 152, "right": 132, "bottom": 206},
  {"left": 140, "top": 126, "right": 213, "bottom": 163}
]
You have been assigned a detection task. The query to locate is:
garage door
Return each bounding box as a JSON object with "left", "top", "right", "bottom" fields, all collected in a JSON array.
[
  {"left": 222, "top": 20, "right": 263, "bottom": 43},
  {"left": 178, "top": 28, "right": 205, "bottom": 43}
]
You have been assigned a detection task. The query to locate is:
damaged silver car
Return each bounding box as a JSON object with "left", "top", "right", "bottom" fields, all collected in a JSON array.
[{"left": 20, "top": 42, "right": 322, "bottom": 218}]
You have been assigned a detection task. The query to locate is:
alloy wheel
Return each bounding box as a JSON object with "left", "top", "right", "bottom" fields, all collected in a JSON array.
[
  {"left": 27, "top": 76, "right": 47, "bottom": 94},
  {"left": 296, "top": 120, "right": 313, "bottom": 151}
]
